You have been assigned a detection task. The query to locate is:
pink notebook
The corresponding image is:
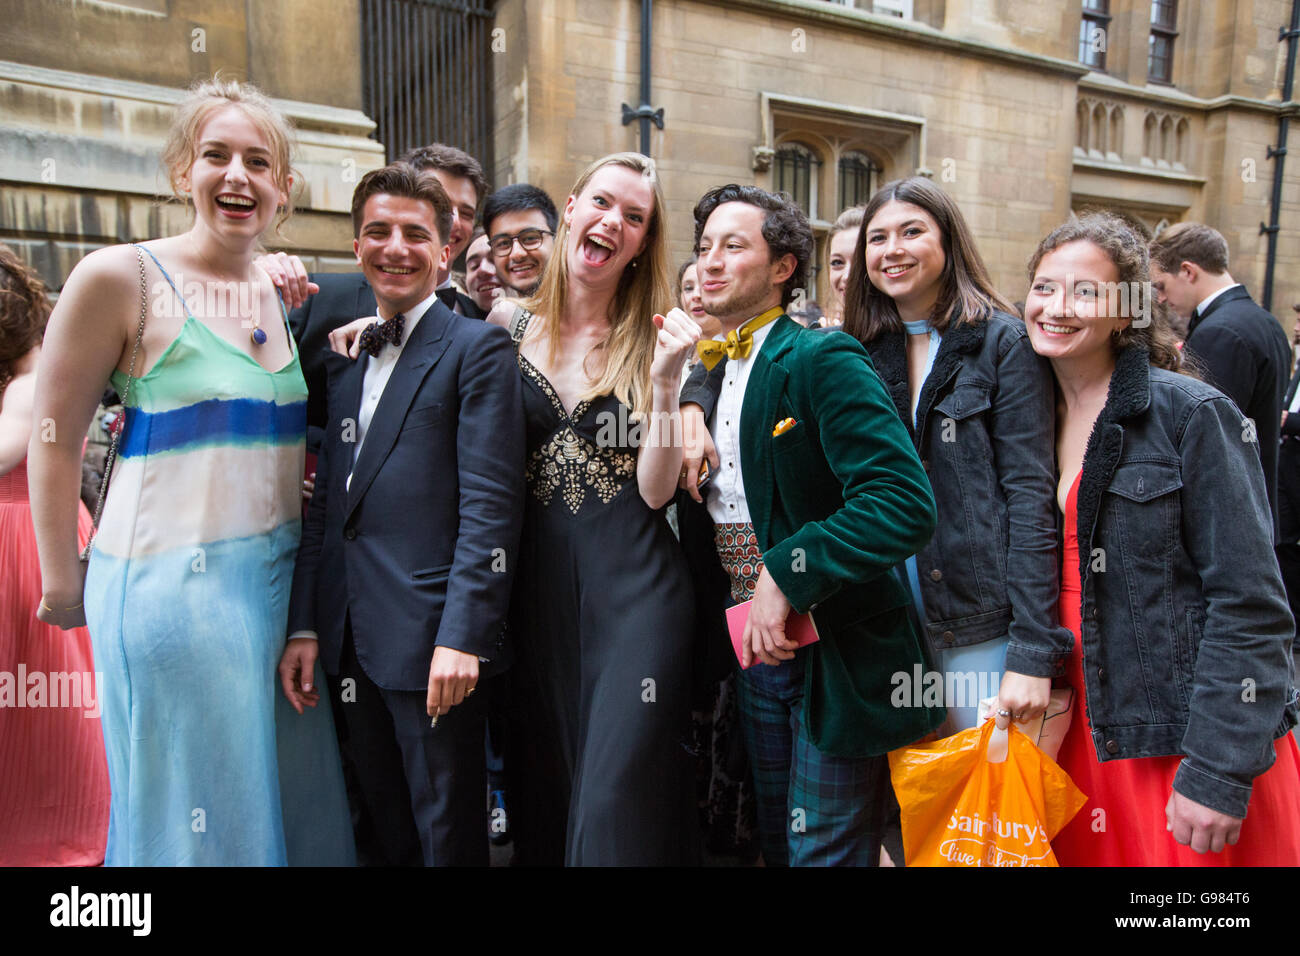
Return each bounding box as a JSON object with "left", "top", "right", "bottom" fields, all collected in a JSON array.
[{"left": 726, "top": 601, "right": 820, "bottom": 669}]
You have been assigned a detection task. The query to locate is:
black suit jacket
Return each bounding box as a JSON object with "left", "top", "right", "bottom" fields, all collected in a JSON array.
[
  {"left": 1185, "top": 285, "right": 1291, "bottom": 542},
  {"left": 287, "top": 297, "right": 526, "bottom": 690},
  {"left": 289, "top": 274, "right": 378, "bottom": 456},
  {"left": 1279, "top": 356, "right": 1300, "bottom": 543}
]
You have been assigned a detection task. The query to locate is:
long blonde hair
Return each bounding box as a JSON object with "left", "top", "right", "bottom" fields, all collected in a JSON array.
[{"left": 524, "top": 152, "right": 671, "bottom": 419}]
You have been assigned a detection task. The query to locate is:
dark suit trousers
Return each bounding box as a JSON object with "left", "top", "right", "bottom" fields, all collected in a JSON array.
[{"left": 329, "top": 618, "right": 488, "bottom": 866}]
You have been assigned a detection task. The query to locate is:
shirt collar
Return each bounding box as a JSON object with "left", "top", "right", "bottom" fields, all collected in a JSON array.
[
  {"left": 382, "top": 287, "right": 439, "bottom": 351},
  {"left": 737, "top": 313, "right": 779, "bottom": 365},
  {"left": 1196, "top": 283, "right": 1239, "bottom": 316}
]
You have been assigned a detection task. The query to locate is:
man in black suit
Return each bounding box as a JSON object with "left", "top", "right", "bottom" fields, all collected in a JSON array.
[
  {"left": 269, "top": 144, "right": 489, "bottom": 456},
  {"left": 278, "top": 162, "right": 525, "bottom": 866},
  {"left": 1150, "top": 222, "right": 1291, "bottom": 540}
]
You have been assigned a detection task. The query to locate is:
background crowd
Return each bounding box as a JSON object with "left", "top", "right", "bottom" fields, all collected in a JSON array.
[{"left": 2, "top": 75, "right": 1299, "bottom": 867}]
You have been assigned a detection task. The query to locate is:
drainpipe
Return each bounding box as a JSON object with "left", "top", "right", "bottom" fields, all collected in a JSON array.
[
  {"left": 1262, "top": 0, "right": 1299, "bottom": 312},
  {"left": 620, "top": 0, "right": 663, "bottom": 156}
]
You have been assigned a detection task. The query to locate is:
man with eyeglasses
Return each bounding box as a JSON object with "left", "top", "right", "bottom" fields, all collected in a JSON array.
[{"left": 480, "top": 184, "right": 558, "bottom": 297}]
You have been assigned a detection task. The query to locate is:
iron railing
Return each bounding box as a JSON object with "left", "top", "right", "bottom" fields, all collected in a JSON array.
[{"left": 360, "top": 0, "right": 495, "bottom": 171}]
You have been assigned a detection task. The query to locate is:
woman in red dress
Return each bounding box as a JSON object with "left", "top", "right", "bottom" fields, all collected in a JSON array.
[
  {"left": 0, "top": 244, "right": 110, "bottom": 865},
  {"left": 1023, "top": 214, "right": 1300, "bottom": 865}
]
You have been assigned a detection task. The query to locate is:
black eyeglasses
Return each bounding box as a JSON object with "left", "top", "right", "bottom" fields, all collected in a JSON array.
[{"left": 489, "top": 228, "right": 554, "bottom": 256}]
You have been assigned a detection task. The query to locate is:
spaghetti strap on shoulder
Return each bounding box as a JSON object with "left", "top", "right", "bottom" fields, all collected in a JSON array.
[
  {"left": 508, "top": 305, "right": 531, "bottom": 345},
  {"left": 133, "top": 244, "right": 188, "bottom": 310}
]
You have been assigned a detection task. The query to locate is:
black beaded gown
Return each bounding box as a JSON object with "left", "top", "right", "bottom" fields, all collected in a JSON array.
[{"left": 506, "top": 310, "right": 699, "bottom": 866}]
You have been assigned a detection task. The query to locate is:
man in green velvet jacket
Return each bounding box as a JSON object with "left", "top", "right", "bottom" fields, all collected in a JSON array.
[{"left": 679, "top": 184, "right": 942, "bottom": 866}]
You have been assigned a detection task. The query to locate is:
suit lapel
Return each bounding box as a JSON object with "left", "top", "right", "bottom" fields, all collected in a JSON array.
[
  {"left": 345, "top": 301, "right": 456, "bottom": 517},
  {"left": 355, "top": 278, "right": 377, "bottom": 320},
  {"left": 740, "top": 317, "right": 797, "bottom": 547},
  {"left": 1191, "top": 284, "right": 1249, "bottom": 330}
]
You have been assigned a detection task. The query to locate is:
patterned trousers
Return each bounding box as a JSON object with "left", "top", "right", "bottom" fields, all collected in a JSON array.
[{"left": 717, "top": 522, "right": 889, "bottom": 866}]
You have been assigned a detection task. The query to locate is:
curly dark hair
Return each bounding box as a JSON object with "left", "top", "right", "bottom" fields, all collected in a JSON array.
[
  {"left": 0, "top": 244, "right": 51, "bottom": 392},
  {"left": 1027, "top": 212, "right": 1194, "bottom": 376},
  {"left": 692, "top": 184, "right": 813, "bottom": 308}
]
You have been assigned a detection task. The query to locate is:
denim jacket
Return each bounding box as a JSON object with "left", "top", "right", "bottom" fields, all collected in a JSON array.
[
  {"left": 864, "top": 311, "right": 1072, "bottom": 677},
  {"left": 1073, "top": 345, "right": 1299, "bottom": 818}
]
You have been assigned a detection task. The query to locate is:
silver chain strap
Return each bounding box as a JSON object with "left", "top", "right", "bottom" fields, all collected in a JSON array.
[{"left": 81, "top": 244, "right": 149, "bottom": 562}]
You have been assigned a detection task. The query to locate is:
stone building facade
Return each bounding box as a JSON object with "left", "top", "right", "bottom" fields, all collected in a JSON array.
[
  {"left": 3, "top": 0, "right": 1297, "bottom": 321},
  {"left": 0, "top": 0, "right": 385, "bottom": 285},
  {"left": 491, "top": 0, "right": 1300, "bottom": 318}
]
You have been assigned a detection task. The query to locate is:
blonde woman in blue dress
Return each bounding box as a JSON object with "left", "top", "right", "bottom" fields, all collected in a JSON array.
[{"left": 28, "top": 78, "right": 354, "bottom": 865}]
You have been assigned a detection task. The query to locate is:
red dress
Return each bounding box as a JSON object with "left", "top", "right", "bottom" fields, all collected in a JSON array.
[
  {"left": 1052, "top": 472, "right": 1300, "bottom": 865},
  {"left": 0, "top": 460, "right": 110, "bottom": 865}
]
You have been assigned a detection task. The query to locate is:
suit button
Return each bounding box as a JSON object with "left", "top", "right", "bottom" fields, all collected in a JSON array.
[
  {"left": 929, "top": 569, "right": 942, "bottom": 582},
  {"left": 921, "top": 459, "right": 930, "bottom": 471},
  {"left": 344, "top": 527, "right": 357, "bottom": 540},
  {"left": 942, "top": 631, "right": 955, "bottom": 644},
  {"left": 1105, "top": 739, "right": 1119, "bottom": 754},
  {"left": 1097, "top": 667, "right": 1106, "bottom": 679},
  {"left": 1089, "top": 606, "right": 1098, "bottom": 620}
]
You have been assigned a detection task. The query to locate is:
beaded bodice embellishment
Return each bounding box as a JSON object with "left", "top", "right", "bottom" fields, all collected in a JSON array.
[{"left": 511, "top": 309, "right": 638, "bottom": 515}]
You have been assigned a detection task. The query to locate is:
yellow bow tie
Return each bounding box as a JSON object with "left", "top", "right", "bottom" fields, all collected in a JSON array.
[{"left": 696, "top": 307, "right": 784, "bottom": 370}]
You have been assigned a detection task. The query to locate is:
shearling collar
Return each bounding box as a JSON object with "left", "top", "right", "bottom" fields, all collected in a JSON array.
[
  {"left": 1074, "top": 345, "right": 1152, "bottom": 585},
  {"left": 865, "top": 315, "right": 987, "bottom": 443}
]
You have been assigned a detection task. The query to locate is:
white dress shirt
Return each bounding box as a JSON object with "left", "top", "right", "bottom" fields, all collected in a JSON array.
[
  {"left": 1195, "top": 282, "right": 1240, "bottom": 318},
  {"left": 347, "top": 288, "right": 438, "bottom": 491},
  {"left": 706, "top": 320, "right": 776, "bottom": 526}
]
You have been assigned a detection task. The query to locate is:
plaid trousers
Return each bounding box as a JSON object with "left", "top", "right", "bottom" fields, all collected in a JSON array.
[
  {"left": 716, "top": 522, "right": 888, "bottom": 865},
  {"left": 736, "top": 647, "right": 890, "bottom": 866}
]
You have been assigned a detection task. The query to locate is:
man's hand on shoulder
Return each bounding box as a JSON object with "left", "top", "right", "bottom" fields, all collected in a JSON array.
[
  {"left": 255, "top": 252, "right": 318, "bottom": 309},
  {"left": 485, "top": 297, "right": 521, "bottom": 330}
]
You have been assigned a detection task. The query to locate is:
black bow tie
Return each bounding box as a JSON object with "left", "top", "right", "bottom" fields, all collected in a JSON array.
[
  {"left": 435, "top": 286, "right": 458, "bottom": 310},
  {"left": 358, "top": 312, "right": 405, "bottom": 357}
]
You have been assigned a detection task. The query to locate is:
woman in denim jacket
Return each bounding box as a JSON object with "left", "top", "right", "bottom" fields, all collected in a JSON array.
[
  {"left": 841, "top": 178, "right": 1069, "bottom": 734},
  {"left": 1025, "top": 212, "right": 1300, "bottom": 864}
]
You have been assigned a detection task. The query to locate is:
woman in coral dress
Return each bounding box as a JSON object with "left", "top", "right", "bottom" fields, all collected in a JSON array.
[
  {"left": 1024, "top": 213, "right": 1300, "bottom": 865},
  {"left": 0, "top": 244, "right": 110, "bottom": 865}
]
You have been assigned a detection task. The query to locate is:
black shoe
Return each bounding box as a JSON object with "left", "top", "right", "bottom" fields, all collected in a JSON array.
[{"left": 489, "top": 789, "right": 511, "bottom": 846}]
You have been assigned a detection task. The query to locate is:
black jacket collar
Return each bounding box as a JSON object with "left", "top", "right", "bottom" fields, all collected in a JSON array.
[{"left": 1188, "top": 284, "right": 1249, "bottom": 334}]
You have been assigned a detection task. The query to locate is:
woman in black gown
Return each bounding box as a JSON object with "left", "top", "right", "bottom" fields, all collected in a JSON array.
[{"left": 488, "top": 152, "right": 703, "bottom": 865}]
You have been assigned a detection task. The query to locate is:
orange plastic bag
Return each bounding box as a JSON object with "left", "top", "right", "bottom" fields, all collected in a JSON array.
[{"left": 888, "top": 720, "right": 1087, "bottom": 867}]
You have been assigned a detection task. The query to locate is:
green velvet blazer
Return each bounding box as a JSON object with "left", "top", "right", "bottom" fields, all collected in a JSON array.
[{"left": 741, "top": 316, "right": 944, "bottom": 756}]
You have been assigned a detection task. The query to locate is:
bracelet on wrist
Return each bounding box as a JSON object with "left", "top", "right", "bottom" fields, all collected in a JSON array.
[{"left": 40, "top": 596, "right": 84, "bottom": 613}]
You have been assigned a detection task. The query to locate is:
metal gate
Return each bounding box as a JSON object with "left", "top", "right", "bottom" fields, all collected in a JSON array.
[{"left": 360, "top": 0, "right": 495, "bottom": 171}]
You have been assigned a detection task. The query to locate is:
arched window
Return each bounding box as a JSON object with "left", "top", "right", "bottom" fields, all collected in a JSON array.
[
  {"left": 1090, "top": 103, "right": 1106, "bottom": 157},
  {"left": 775, "top": 142, "right": 821, "bottom": 219},
  {"left": 1174, "top": 118, "right": 1189, "bottom": 168},
  {"left": 1076, "top": 101, "right": 1090, "bottom": 153},
  {"left": 837, "top": 151, "right": 881, "bottom": 211},
  {"left": 1159, "top": 115, "right": 1172, "bottom": 165},
  {"left": 1143, "top": 111, "right": 1158, "bottom": 163},
  {"left": 1107, "top": 105, "right": 1123, "bottom": 160}
]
